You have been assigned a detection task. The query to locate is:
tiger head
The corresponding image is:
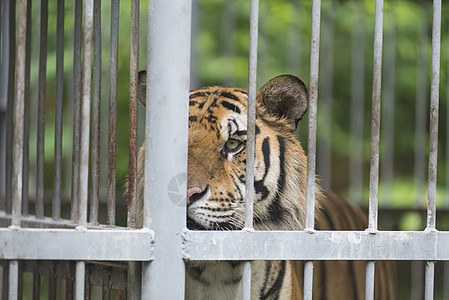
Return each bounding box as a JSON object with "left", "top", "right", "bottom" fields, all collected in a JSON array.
[{"left": 137, "top": 73, "right": 320, "bottom": 231}]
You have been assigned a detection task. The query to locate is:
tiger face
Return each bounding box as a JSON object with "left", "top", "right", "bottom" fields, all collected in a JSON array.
[{"left": 138, "top": 73, "right": 316, "bottom": 231}]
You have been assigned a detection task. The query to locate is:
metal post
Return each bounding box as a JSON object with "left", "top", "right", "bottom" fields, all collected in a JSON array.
[
  {"left": 128, "top": 0, "right": 139, "bottom": 229},
  {"left": 90, "top": 0, "right": 101, "bottom": 225},
  {"left": 317, "top": 0, "right": 333, "bottom": 190},
  {"left": 304, "top": 0, "right": 321, "bottom": 298},
  {"left": 141, "top": 0, "right": 191, "bottom": 298},
  {"left": 53, "top": 0, "right": 65, "bottom": 220},
  {"left": 425, "top": 1, "right": 441, "bottom": 298},
  {"left": 107, "top": 0, "right": 119, "bottom": 226},
  {"left": 366, "top": 0, "right": 383, "bottom": 298},
  {"left": 36, "top": 0, "right": 48, "bottom": 219},
  {"left": 76, "top": 0, "right": 93, "bottom": 297},
  {"left": 22, "top": 0, "right": 32, "bottom": 216},
  {"left": 5, "top": 0, "right": 16, "bottom": 215},
  {"left": 426, "top": 0, "right": 440, "bottom": 233},
  {"left": 71, "top": 0, "right": 82, "bottom": 222},
  {"left": 243, "top": 0, "right": 259, "bottom": 297}
]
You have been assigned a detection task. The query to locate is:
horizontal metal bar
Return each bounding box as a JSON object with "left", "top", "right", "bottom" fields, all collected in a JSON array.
[
  {"left": 182, "top": 230, "right": 449, "bottom": 261},
  {"left": 0, "top": 228, "right": 154, "bottom": 260}
]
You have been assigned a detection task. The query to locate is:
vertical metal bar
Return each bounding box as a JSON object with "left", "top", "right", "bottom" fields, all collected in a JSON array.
[
  {"left": 9, "top": 260, "right": 18, "bottom": 300},
  {"left": 33, "top": 267, "right": 40, "bottom": 299},
  {"left": 415, "top": 8, "right": 429, "bottom": 208},
  {"left": 368, "top": 0, "right": 383, "bottom": 232},
  {"left": 0, "top": 0, "right": 10, "bottom": 211},
  {"left": 317, "top": 0, "right": 333, "bottom": 190},
  {"left": 243, "top": 0, "right": 259, "bottom": 297},
  {"left": 22, "top": 0, "right": 32, "bottom": 216},
  {"left": 90, "top": 0, "right": 101, "bottom": 225},
  {"left": 128, "top": 0, "right": 140, "bottom": 229},
  {"left": 36, "top": 0, "right": 48, "bottom": 219},
  {"left": 5, "top": 0, "right": 16, "bottom": 215},
  {"left": 141, "top": 0, "right": 191, "bottom": 298},
  {"left": 305, "top": 0, "right": 321, "bottom": 231},
  {"left": 127, "top": 262, "right": 141, "bottom": 300},
  {"left": 107, "top": 0, "right": 119, "bottom": 226},
  {"left": 349, "top": 2, "right": 365, "bottom": 206},
  {"left": 78, "top": 0, "right": 93, "bottom": 228},
  {"left": 424, "top": 261, "right": 435, "bottom": 300},
  {"left": 12, "top": 0, "right": 27, "bottom": 228},
  {"left": 53, "top": 0, "right": 65, "bottom": 220},
  {"left": 76, "top": 0, "right": 93, "bottom": 296},
  {"left": 49, "top": 262, "right": 56, "bottom": 300},
  {"left": 426, "top": 0, "right": 441, "bottom": 232},
  {"left": 304, "top": 0, "right": 321, "bottom": 299},
  {"left": 365, "top": 261, "right": 375, "bottom": 300},
  {"left": 303, "top": 261, "right": 314, "bottom": 300},
  {"left": 366, "top": 0, "right": 383, "bottom": 298},
  {"left": 17, "top": 263, "right": 22, "bottom": 300},
  {"left": 75, "top": 262, "right": 85, "bottom": 300},
  {"left": 71, "top": 0, "right": 82, "bottom": 222},
  {"left": 380, "top": 15, "right": 396, "bottom": 206},
  {"left": 424, "top": 1, "right": 441, "bottom": 297}
]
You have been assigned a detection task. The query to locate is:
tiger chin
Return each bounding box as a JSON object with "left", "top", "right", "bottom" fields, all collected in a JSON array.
[{"left": 135, "top": 72, "right": 396, "bottom": 299}]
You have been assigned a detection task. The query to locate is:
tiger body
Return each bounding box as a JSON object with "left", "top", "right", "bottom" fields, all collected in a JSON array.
[{"left": 136, "top": 72, "right": 396, "bottom": 299}]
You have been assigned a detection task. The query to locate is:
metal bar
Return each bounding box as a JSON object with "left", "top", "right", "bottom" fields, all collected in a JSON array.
[
  {"left": 415, "top": 7, "right": 429, "bottom": 208},
  {"left": 368, "top": 0, "right": 383, "bottom": 232},
  {"left": 33, "top": 266, "right": 40, "bottom": 299},
  {"left": 424, "top": 261, "right": 435, "bottom": 300},
  {"left": 71, "top": 0, "right": 83, "bottom": 222},
  {"left": 305, "top": 0, "right": 321, "bottom": 230},
  {"left": 75, "top": 261, "right": 85, "bottom": 300},
  {"left": 128, "top": 0, "right": 140, "bottom": 229},
  {"left": 22, "top": 0, "right": 32, "bottom": 216},
  {"left": 380, "top": 15, "right": 396, "bottom": 206},
  {"left": 245, "top": 0, "right": 258, "bottom": 231},
  {"left": 317, "top": 0, "right": 333, "bottom": 190},
  {"left": 53, "top": 0, "right": 65, "bottom": 220},
  {"left": 243, "top": 0, "right": 259, "bottom": 296},
  {"left": 142, "top": 0, "right": 191, "bottom": 298},
  {"left": 90, "top": 0, "right": 101, "bottom": 225},
  {"left": 349, "top": 2, "right": 365, "bottom": 205},
  {"left": 181, "top": 230, "right": 449, "bottom": 261},
  {"left": 11, "top": 0, "right": 27, "bottom": 227},
  {"left": 0, "top": 228, "right": 154, "bottom": 260},
  {"left": 426, "top": 0, "right": 441, "bottom": 232},
  {"left": 49, "top": 262, "right": 56, "bottom": 300},
  {"left": 9, "top": 260, "right": 18, "bottom": 300},
  {"left": 365, "top": 261, "right": 375, "bottom": 300},
  {"left": 304, "top": 1, "right": 321, "bottom": 297},
  {"left": 36, "top": 0, "right": 48, "bottom": 219},
  {"left": 303, "top": 261, "right": 313, "bottom": 300},
  {"left": 0, "top": 0, "right": 10, "bottom": 211},
  {"left": 127, "top": 262, "right": 141, "bottom": 300},
  {"left": 107, "top": 0, "right": 119, "bottom": 226},
  {"left": 5, "top": 0, "right": 16, "bottom": 215},
  {"left": 78, "top": 0, "right": 94, "bottom": 227}
]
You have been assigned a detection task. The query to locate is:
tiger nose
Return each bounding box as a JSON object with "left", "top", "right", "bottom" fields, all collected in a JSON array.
[{"left": 186, "top": 186, "right": 209, "bottom": 206}]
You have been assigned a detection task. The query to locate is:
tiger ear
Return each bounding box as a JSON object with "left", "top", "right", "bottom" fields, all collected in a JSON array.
[
  {"left": 137, "top": 70, "right": 147, "bottom": 106},
  {"left": 256, "top": 75, "right": 308, "bottom": 131}
]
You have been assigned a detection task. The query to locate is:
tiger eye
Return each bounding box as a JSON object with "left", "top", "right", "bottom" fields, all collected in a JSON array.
[{"left": 225, "top": 139, "right": 241, "bottom": 150}]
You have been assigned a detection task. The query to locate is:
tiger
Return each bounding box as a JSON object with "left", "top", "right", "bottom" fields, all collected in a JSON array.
[{"left": 135, "top": 71, "right": 396, "bottom": 299}]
